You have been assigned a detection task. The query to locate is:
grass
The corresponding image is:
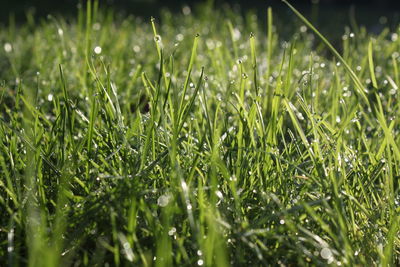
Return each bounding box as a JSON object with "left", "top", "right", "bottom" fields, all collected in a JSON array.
[{"left": 0, "top": 1, "right": 400, "bottom": 266}]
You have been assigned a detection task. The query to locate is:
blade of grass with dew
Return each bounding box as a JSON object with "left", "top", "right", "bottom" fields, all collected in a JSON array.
[{"left": 281, "top": 0, "right": 370, "bottom": 106}]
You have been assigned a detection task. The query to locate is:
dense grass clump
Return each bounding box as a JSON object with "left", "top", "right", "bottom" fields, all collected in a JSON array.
[{"left": 0, "top": 1, "right": 399, "bottom": 266}]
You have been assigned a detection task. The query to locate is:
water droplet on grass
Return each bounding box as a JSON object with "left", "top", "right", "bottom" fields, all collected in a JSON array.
[
  {"left": 168, "top": 227, "right": 176, "bottom": 236},
  {"left": 182, "top": 6, "right": 191, "bottom": 15},
  {"left": 154, "top": 35, "right": 161, "bottom": 42},
  {"left": 320, "top": 247, "right": 332, "bottom": 260},
  {"left": 4, "top": 43, "right": 12, "bottom": 53},
  {"left": 157, "top": 193, "right": 172, "bottom": 207},
  {"left": 176, "top": 33, "right": 184, "bottom": 42},
  {"left": 93, "top": 23, "right": 101, "bottom": 31},
  {"left": 47, "top": 94, "right": 53, "bottom": 101},
  {"left": 94, "top": 46, "right": 102, "bottom": 54},
  {"left": 197, "top": 259, "right": 204, "bottom": 266},
  {"left": 133, "top": 45, "right": 140, "bottom": 53}
]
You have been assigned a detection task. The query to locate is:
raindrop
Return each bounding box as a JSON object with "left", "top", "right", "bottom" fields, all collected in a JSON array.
[
  {"left": 47, "top": 94, "right": 53, "bottom": 101},
  {"left": 58, "top": 28, "right": 64, "bottom": 36},
  {"left": 197, "top": 259, "right": 204, "bottom": 266},
  {"left": 242, "top": 73, "right": 248, "bottom": 79}
]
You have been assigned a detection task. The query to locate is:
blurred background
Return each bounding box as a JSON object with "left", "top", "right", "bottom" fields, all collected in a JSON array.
[{"left": 2, "top": 0, "right": 400, "bottom": 34}]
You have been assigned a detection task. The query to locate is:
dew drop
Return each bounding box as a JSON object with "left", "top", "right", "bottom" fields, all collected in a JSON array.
[
  {"left": 133, "top": 45, "right": 141, "bottom": 53},
  {"left": 93, "top": 23, "right": 101, "bottom": 31},
  {"left": 94, "top": 46, "right": 102, "bottom": 54},
  {"left": 157, "top": 194, "right": 172, "bottom": 207},
  {"left": 168, "top": 227, "right": 176, "bottom": 236},
  {"left": 215, "top": 190, "right": 223, "bottom": 199},
  {"left": 4, "top": 42, "right": 12, "bottom": 53},
  {"left": 320, "top": 247, "right": 332, "bottom": 260},
  {"left": 154, "top": 35, "right": 161, "bottom": 42},
  {"left": 182, "top": 6, "right": 191, "bottom": 15}
]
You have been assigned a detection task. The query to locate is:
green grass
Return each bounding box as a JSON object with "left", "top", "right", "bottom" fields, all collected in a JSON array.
[{"left": 1, "top": 1, "right": 400, "bottom": 266}]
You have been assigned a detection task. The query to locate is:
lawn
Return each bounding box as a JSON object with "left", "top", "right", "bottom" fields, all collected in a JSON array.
[{"left": 0, "top": 1, "right": 399, "bottom": 266}]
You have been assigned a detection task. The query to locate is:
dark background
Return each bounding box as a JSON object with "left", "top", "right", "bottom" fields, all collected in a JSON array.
[{"left": 2, "top": 0, "right": 400, "bottom": 28}]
